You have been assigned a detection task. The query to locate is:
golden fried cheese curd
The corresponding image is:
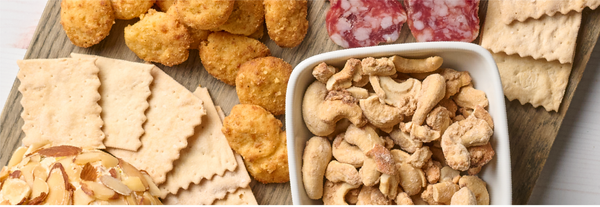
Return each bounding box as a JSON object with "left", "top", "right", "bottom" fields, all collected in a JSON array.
[
  {"left": 111, "top": 0, "right": 155, "bottom": 20},
  {"left": 174, "top": 0, "right": 235, "bottom": 30},
  {"left": 264, "top": 0, "right": 309, "bottom": 48},
  {"left": 124, "top": 9, "right": 191, "bottom": 66},
  {"left": 200, "top": 32, "right": 270, "bottom": 85},
  {"left": 236, "top": 56, "right": 292, "bottom": 116},
  {"left": 213, "top": 0, "right": 265, "bottom": 36},
  {"left": 60, "top": 0, "right": 114, "bottom": 48}
]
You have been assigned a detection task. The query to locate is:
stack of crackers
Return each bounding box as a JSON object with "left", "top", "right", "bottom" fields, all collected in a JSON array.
[
  {"left": 480, "top": 0, "right": 600, "bottom": 111},
  {"left": 16, "top": 54, "right": 257, "bottom": 205}
]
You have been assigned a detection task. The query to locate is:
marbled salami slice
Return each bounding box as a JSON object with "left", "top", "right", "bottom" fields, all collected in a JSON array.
[
  {"left": 326, "top": 0, "right": 407, "bottom": 48},
  {"left": 406, "top": 0, "right": 480, "bottom": 42}
]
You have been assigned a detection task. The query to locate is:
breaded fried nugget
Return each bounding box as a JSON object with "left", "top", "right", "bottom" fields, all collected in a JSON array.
[
  {"left": 236, "top": 57, "right": 292, "bottom": 116},
  {"left": 222, "top": 104, "right": 281, "bottom": 162},
  {"left": 213, "top": 0, "right": 265, "bottom": 36},
  {"left": 222, "top": 104, "right": 289, "bottom": 184},
  {"left": 60, "top": 0, "right": 114, "bottom": 48},
  {"left": 188, "top": 27, "right": 210, "bottom": 49},
  {"left": 124, "top": 9, "right": 191, "bottom": 66},
  {"left": 200, "top": 32, "right": 270, "bottom": 85},
  {"left": 245, "top": 132, "right": 290, "bottom": 183},
  {"left": 175, "top": 0, "right": 235, "bottom": 30},
  {"left": 156, "top": 0, "right": 175, "bottom": 12},
  {"left": 249, "top": 23, "right": 265, "bottom": 40},
  {"left": 111, "top": 0, "right": 155, "bottom": 20},
  {"left": 264, "top": 0, "right": 309, "bottom": 48}
]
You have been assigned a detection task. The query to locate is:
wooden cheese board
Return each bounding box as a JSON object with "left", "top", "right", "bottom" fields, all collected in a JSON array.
[{"left": 1, "top": 0, "right": 599, "bottom": 204}]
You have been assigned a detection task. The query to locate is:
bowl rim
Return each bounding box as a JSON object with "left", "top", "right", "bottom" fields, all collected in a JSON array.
[{"left": 285, "top": 42, "right": 512, "bottom": 205}]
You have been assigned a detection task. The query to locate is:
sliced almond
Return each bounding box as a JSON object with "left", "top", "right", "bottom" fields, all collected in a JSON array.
[
  {"left": 140, "top": 171, "right": 160, "bottom": 197},
  {"left": 21, "top": 162, "right": 39, "bottom": 187},
  {"left": 100, "top": 175, "right": 132, "bottom": 196},
  {"left": 31, "top": 177, "right": 49, "bottom": 199},
  {"left": 0, "top": 178, "right": 31, "bottom": 205},
  {"left": 38, "top": 145, "right": 82, "bottom": 157},
  {"left": 82, "top": 181, "right": 116, "bottom": 200},
  {"left": 80, "top": 163, "right": 97, "bottom": 181},
  {"left": 29, "top": 154, "right": 41, "bottom": 163},
  {"left": 0, "top": 166, "right": 9, "bottom": 182},
  {"left": 80, "top": 182, "right": 94, "bottom": 197},
  {"left": 74, "top": 151, "right": 118, "bottom": 168},
  {"left": 106, "top": 195, "right": 128, "bottom": 205},
  {"left": 73, "top": 188, "right": 94, "bottom": 205},
  {"left": 109, "top": 168, "right": 119, "bottom": 179},
  {"left": 57, "top": 157, "right": 82, "bottom": 183},
  {"left": 9, "top": 170, "right": 21, "bottom": 179},
  {"left": 143, "top": 191, "right": 162, "bottom": 205},
  {"left": 118, "top": 159, "right": 148, "bottom": 189},
  {"left": 33, "top": 165, "right": 48, "bottom": 181},
  {"left": 45, "top": 163, "right": 73, "bottom": 205},
  {"left": 7, "top": 147, "right": 28, "bottom": 167},
  {"left": 26, "top": 192, "right": 48, "bottom": 205},
  {"left": 125, "top": 194, "right": 138, "bottom": 205},
  {"left": 122, "top": 176, "right": 145, "bottom": 192}
]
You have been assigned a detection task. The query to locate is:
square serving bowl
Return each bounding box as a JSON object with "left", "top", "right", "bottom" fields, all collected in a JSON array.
[{"left": 285, "top": 42, "right": 512, "bottom": 205}]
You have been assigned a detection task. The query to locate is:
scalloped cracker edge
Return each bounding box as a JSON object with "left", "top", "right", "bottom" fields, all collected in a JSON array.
[
  {"left": 17, "top": 58, "right": 105, "bottom": 149},
  {"left": 71, "top": 53, "right": 153, "bottom": 151},
  {"left": 481, "top": 0, "right": 581, "bottom": 64},
  {"left": 107, "top": 67, "right": 205, "bottom": 184},
  {"left": 158, "top": 86, "right": 237, "bottom": 197},
  {"left": 491, "top": 52, "right": 572, "bottom": 112},
  {"left": 500, "top": 0, "right": 600, "bottom": 24},
  {"left": 213, "top": 186, "right": 258, "bottom": 205},
  {"left": 162, "top": 154, "right": 252, "bottom": 205}
]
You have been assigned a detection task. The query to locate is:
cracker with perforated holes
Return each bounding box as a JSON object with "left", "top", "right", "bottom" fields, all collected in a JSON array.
[
  {"left": 71, "top": 53, "right": 153, "bottom": 151},
  {"left": 107, "top": 67, "right": 205, "bottom": 184},
  {"left": 158, "top": 86, "right": 237, "bottom": 197},
  {"left": 17, "top": 58, "right": 105, "bottom": 149},
  {"left": 162, "top": 154, "right": 253, "bottom": 205},
  {"left": 499, "top": 0, "right": 600, "bottom": 24},
  {"left": 212, "top": 186, "right": 258, "bottom": 205},
  {"left": 491, "top": 52, "right": 572, "bottom": 112},
  {"left": 481, "top": 0, "right": 581, "bottom": 64}
]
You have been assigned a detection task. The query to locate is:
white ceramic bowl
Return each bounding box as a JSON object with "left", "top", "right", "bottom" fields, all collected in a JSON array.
[{"left": 286, "top": 42, "right": 512, "bottom": 205}]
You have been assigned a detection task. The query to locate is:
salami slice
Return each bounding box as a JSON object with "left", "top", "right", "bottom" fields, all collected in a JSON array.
[
  {"left": 406, "top": 0, "right": 480, "bottom": 42},
  {"left": 326, "top": 0, "right": 407, "bottom": 48}
]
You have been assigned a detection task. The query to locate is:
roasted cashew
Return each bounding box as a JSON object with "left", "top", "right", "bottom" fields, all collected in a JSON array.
[
  {"left": 432, "top": 181, "right": 460, "bottom": 204},
  {"left": 411, "top": 123, "right": 441, "bottom": 143},
  {"left": 391, "top": 55, "right": 443, "bottom": 73},
  {"left": 359, "top": 157, "right": 380, "bottom": 187},
  {"left": 458, "top": 176, "right": 489, "bottom": 205},
  {"left": 424, "top": 160, "right": 442, "bottom": 184},
  {"left": 440, "top": 166, "right": 461, "bottom": 184},
  {"left": 345, "top": 188, "right": 360, "bottom": 205},
  {"left": 379, "top": 173, "right": 400, "bottom": 199},
  {"left": 343, "top": 124, "right": 383, "bottom": 154},
  {"left": 361, "top": 57, "right": 396, "bottom": 76},
  {"left": 467, "top": 142, "right": 495, "bottom": 175},
  {"left": 302, "top": 136, "right": 332, "bottom": 199},
  {"left": 440, "top": 68, "right": 472, "bottom": 99},
  {"left": 312, "top": 62, "right": 337, "bottom": 84},
  {"left": 370, "top": 76, "right": 421, "bottom": 116},
  {"left": 390, "top": 128, "right": 422, "bottom": 153},
  {"left": 450, "top": 187, "right": 477, "bottom": 205},
  {"left": 366, "top": 144, "right": 397, "bottom": 175},
  {"left": 395, "top": 192, "right": 414, "bottom": 205},
  {"left": 302, "top": 81, "right": 366, "bottom": 136},
  {"left": 408, "top": 146, "right": 433, "bottom": 169},
  {"left": 325, "top": 161, "right": 361, "bottom": 185},
  {"left": 360, "top": 95, "right": 403, "bottom": 131},
  {"left": 332, "top": 134, "right": 365, "bottom": 168},
  {"left": 390, "top": 149, "right": 411, "bottom": 164},
  {"left": 412, "top": 74, "right": 446, "bottom": 126},
  {"left": 441, "top": 114, "right": 493, "bottom": 171},
  {"left": 438, "top": 98, "right": 458, "bottom": 118},
  {"left": 398, "top": 162, "right": 426, "bottom": 196},
  {"left": 421, "top": 184, "right": 443, "bottom": 205},
  {"left": 426, "top": 106, "right": 452, "bottom": 135},
  {"left": 346, "top": 86, "right": 369, "bottom": 99},
  {"left": 326, "top": 58, "right": 361, "bottom": 91},
  {"left": 323, "top": 180, "right": 360, "bottom": 205},
  {"left": 453, "top": 85, "right": 488, "bottom": 109},
  {"left": 356, "top": 185, "right": 391, "bottom": 205}
]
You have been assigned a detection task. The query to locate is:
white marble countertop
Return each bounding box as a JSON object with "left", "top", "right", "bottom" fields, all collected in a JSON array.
[{"left": 0, "top": 1, "right": 599, "bottom": 204}]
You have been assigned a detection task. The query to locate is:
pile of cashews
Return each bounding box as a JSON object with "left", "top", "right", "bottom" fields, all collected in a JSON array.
[{"left": 301, "top": 55, "right": 494, "bottom": 205}]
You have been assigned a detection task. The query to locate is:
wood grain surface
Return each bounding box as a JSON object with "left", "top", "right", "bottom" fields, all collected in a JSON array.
[{"left": 0, "top": 0, "right": 599, "bottom": 205}]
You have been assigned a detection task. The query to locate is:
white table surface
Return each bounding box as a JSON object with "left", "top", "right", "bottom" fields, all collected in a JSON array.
[{"left": 0, "top": 1, "right": 599, "bottom": 204}]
